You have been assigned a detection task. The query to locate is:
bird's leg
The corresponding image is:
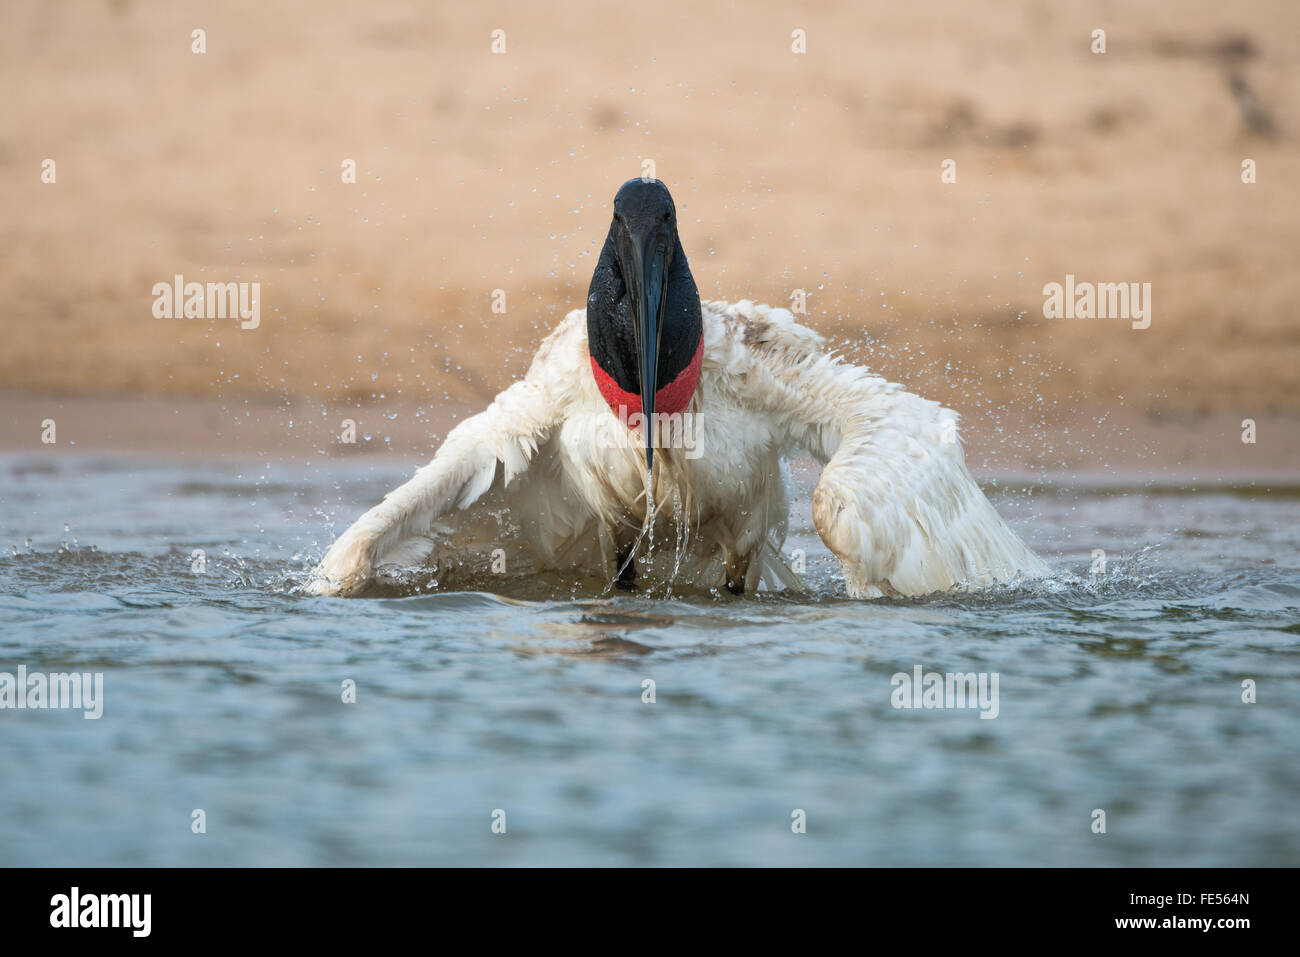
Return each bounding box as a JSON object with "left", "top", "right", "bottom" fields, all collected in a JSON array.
[
  {"left": 615, "top": 542, "right": 638, "bottom": 591},
  {"left": 604, "top": 519, "right": 640, "bottom": 592},
  {"left": 723, "top": 546, "right": 749, "bottom": 596}
]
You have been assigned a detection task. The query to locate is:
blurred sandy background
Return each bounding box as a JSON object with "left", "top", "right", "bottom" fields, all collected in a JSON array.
[{"left": 1, "top": 0, "right": 1297, "bottom": 473}]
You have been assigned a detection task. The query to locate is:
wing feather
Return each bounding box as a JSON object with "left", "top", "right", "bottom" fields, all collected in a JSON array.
[
  {"left": 712, "top": 300, "right": 1047, "bottom": 598},
  {"left": 304, "top": 319, "right": 577, "bottom": 596}
]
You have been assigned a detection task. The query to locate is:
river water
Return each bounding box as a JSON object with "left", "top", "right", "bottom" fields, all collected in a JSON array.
[{"left": 1, "top": 453, "right": 1297, "bottom": 865}]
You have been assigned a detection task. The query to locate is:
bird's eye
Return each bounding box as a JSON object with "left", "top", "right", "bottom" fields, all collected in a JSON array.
[{"left": 663, "top": 211, "right": 672, "bottom": 222}]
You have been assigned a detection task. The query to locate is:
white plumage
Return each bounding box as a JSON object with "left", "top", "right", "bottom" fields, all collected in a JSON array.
[{"left": 305, "top": 299, "right": 1047, "bottom": 598}]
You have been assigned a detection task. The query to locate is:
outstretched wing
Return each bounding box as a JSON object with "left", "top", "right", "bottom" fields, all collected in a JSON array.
[
  {"left": 305, "top": 318, "right": 579, "bottom": 596},
  {"left": 710, "top": 300, "right": 1048, "bottom": 598}
]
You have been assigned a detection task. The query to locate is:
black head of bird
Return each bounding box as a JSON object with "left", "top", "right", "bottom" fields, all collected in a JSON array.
[{"left": 587, "top": 178, "right": 703, "bottom": 479}]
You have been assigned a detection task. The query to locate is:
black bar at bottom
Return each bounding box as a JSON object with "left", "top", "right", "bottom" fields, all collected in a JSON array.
[{"left": 0, "top": 866, "right": 1283, "bottom": 943}]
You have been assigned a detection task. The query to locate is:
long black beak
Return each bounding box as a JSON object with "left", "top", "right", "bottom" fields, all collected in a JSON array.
[{"left": 626, "top": 235, "right": 668, "bottom": 478}]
